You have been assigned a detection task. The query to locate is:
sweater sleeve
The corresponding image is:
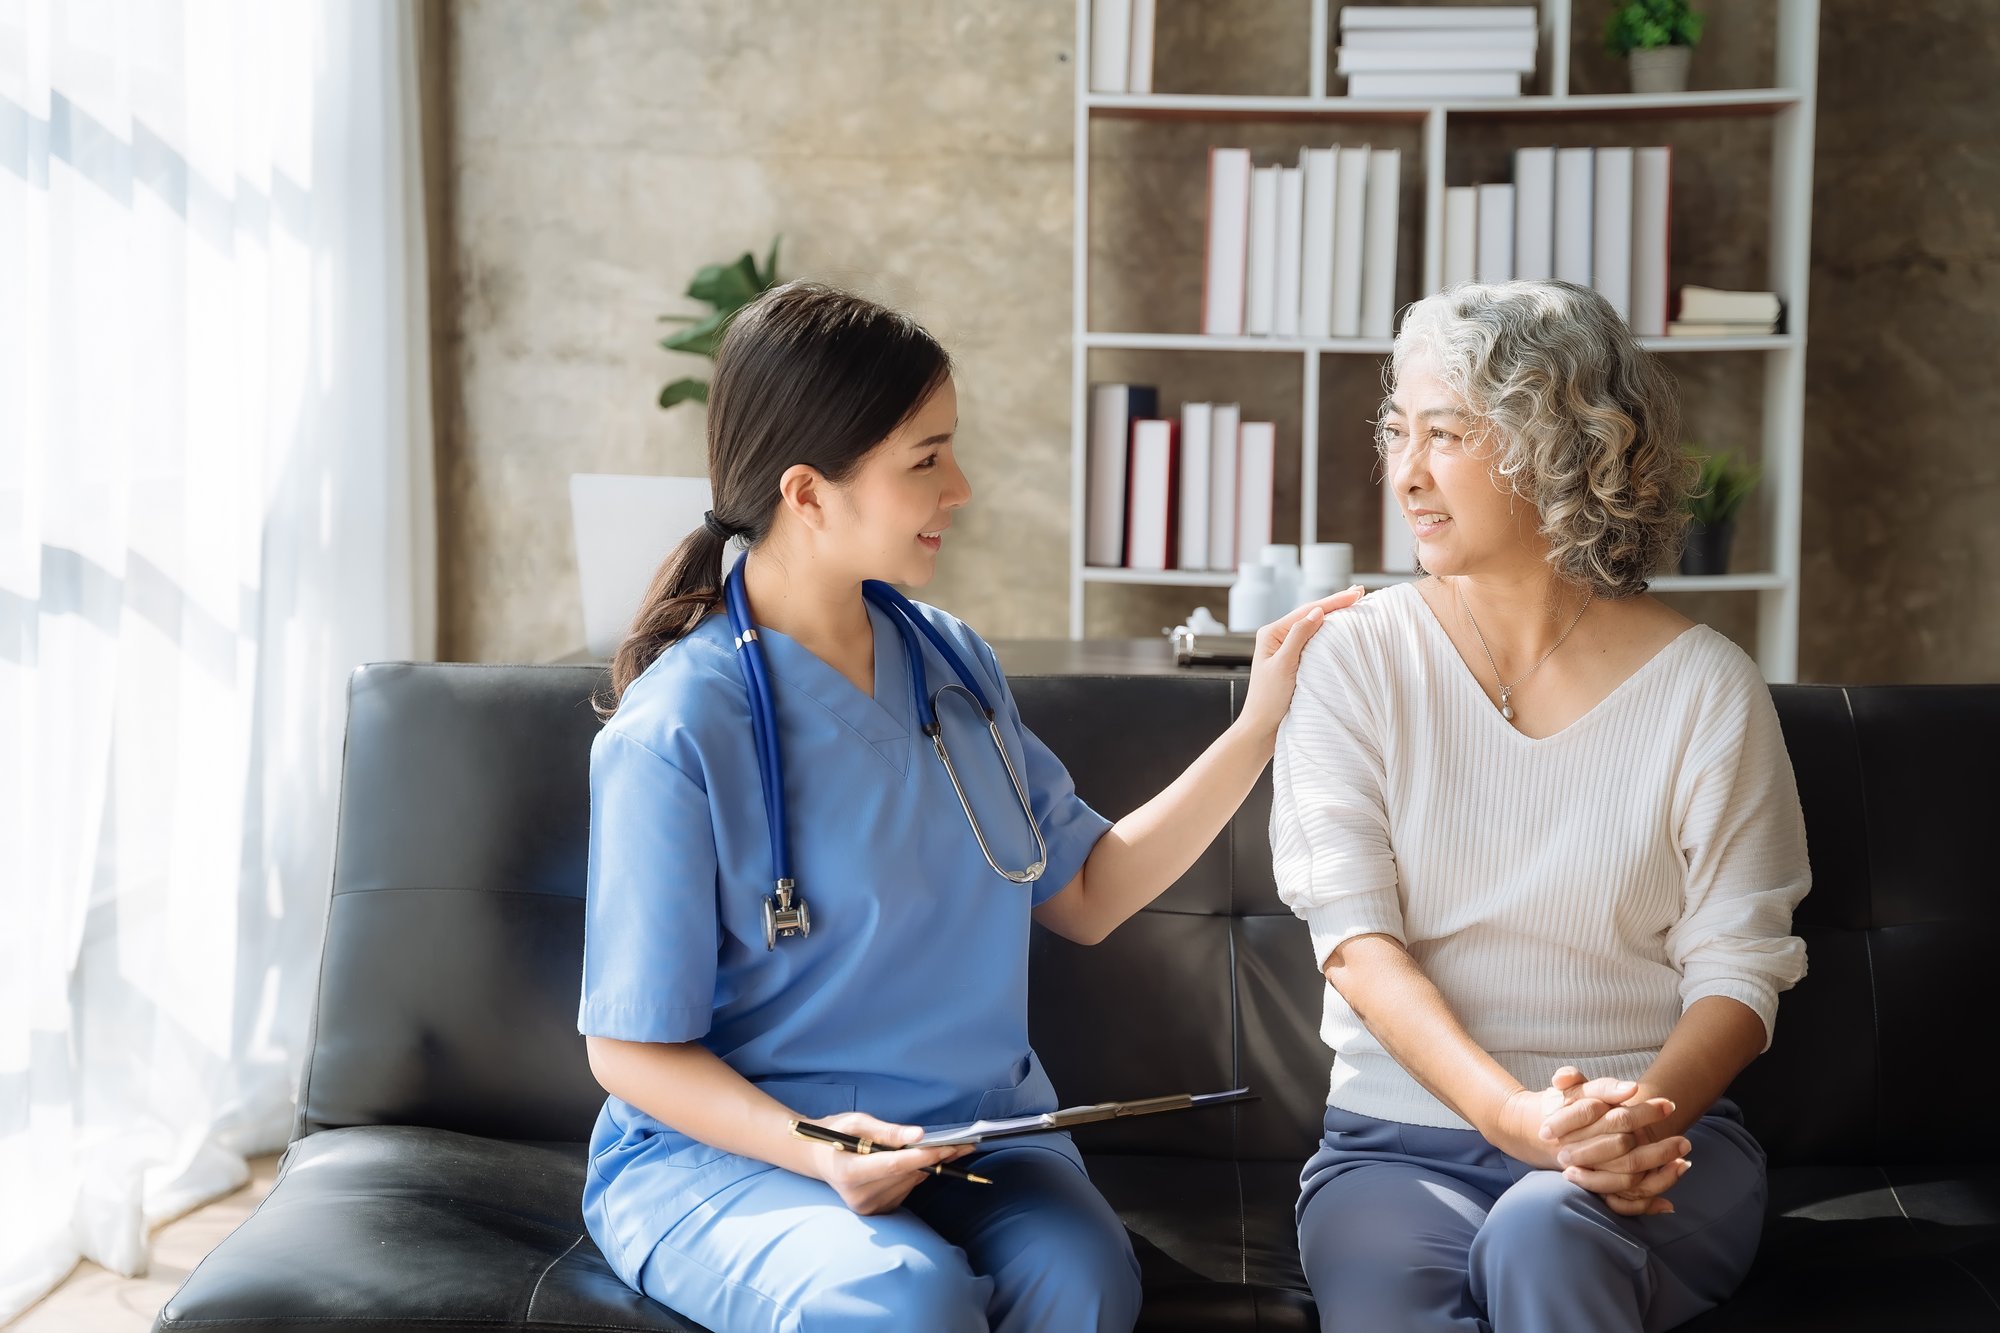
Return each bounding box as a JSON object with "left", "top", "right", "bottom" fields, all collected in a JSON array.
[
  {"left": 1269, "top": 629, "right": 1405, "bottom": 971},
  {"left": 1666, "top": 654, "right": 1812, "bottom": 1050}
]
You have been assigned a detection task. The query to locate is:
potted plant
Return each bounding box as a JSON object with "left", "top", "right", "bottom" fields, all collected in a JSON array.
[
  {"left": 657, "top": 237, "right": 782, "bottom": 409},
  {"left": 1679, "top": 446, "right": 1758, "bottom": 576},
  {"left": 1605, "top": 0, "right": 1704, "bottom": 95}
]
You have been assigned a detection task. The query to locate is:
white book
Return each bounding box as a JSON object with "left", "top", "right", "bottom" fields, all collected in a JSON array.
[
  {"left": 1208, "top": 403, "right": 1241, "bottom": 571},
  {"left": 1341, "top": 7, "right": 1537, "bottom": 29},
  {"left": 1476, "top": 183, "right": 1514, "bottom": 283},
  {"left": 1246, "top": 165, "right": 1281, "bottom": 336},
  {"left": 1668, "top": 320, "right": 1778, "bottom": 337},
  {"left": 1444, "top": 185, "right": 1478, "bottom": 289},
  {"left": 1554, "top": 146, "right": 1594, "bottom": 287},
  {"left": 1346, "top": 71, "right": 1522, "bottom": 98},
  {"left": 1300, "top": 147, "right": 1338, "bottom": 338},
  {"left": 1177, "top": 402, "right": 1213, "bottom": 571},
  {"left": 1336, "top": 46, "right": 1535, "bottom": 74},
  {"left": 1382, "top": 474, "right": 1416, "bottom": 572},
  {"left": 1331, "top": 145, "right": 1371, "bottom": 337},
  {"left": 1203, "top": 148, "right": 1252, "bottom": 336},
  {"left": 1360, "top": 149, "right": 1400, "bottom": 338},
  {"left": 1679, "top": 285, "right": 1783, "bottom": 323},
  {"left": 1630, "top": 146, "right": 1672, "bottom": 337},
  {"left": 1343, "top": 27, "right": 1539, "bottom": 53},
  {"left": 1126, "top": 418, "right": 1176, "bottom": 572},
  {"left": 1086, "top": 383, "right": 1156, "bottom": 567},
  {"left": 1593, "top": 147, "right": 1635, "bottom": 323},
  {"left": 1276, "top": 164, "right": 1306, "bottom": 338},
  {"left": 1513, "top": 146, "right": 1555, "bottom": 282},
  {"left": 1127, "top": 0, "right": 1156, "bottom": 94},
  {"left": 1090, "top": 0, "right": 1131, "bottom": 93},
  {"left": 1236, "top": 422, "right": 1276, "bottom": 557}
]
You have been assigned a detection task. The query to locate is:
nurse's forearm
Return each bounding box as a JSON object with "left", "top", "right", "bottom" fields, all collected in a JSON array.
[
  {"left": 1050, "top": 717, "right": 1274, "bottom": 944},
  {"left": 584, "top": 1035, "right": 823, "bottom": 1177}
]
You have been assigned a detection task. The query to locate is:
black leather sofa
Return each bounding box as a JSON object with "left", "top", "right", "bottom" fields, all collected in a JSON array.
[{"left": 155, "top": 663, "right": 2000, "bottom": 1332}]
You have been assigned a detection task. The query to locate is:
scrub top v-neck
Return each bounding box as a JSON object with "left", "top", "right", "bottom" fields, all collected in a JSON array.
[{"left": 576, "top": 597, "right": 1111, "bottom": 1275}]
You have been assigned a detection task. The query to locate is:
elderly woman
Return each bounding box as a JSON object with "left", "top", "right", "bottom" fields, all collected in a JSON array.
[{"left": 1273, "top": 281, "right": 1810, "bottom": 1332}]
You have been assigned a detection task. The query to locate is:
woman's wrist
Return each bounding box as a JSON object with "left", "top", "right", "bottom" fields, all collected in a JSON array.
[{"left": 1225, "top": 713, "right": 1278, "bottom": 760}]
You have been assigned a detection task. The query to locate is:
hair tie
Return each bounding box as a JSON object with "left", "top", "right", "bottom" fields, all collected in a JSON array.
[{"left": 702, "top": 510, "right": 740, "bottom": 542}]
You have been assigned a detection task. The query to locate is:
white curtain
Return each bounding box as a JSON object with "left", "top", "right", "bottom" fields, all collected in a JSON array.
[{"left": 0, "top": 0, "right": 436, "bottom": 1320}]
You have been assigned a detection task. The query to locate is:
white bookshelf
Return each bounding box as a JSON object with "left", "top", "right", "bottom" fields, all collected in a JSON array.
[{"left": 1068, "top": 0, "right": 1820, "bottom": 681}]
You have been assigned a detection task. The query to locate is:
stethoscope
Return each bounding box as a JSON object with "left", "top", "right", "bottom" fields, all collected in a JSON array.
[{"left": 723, "top": 559, "right": 1048, "bottom": 949}]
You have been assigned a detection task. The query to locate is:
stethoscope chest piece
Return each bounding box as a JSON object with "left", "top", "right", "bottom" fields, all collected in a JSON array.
[{"left": 763, "top": 879, "right": 810, "bottom": 951}]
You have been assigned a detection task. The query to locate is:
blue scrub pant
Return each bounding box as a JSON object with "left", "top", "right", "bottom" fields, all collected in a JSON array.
[
  {"left": 1297, "top": 1102, "right": 1766, "bottom": 1333},
  {"left": 633, "top": 1138, "right": 1142, "bottom": 1333}
]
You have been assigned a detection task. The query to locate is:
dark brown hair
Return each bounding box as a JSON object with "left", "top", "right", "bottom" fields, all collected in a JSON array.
[{"left": 597, "top": 281, "right": 953, "bottom": 716}]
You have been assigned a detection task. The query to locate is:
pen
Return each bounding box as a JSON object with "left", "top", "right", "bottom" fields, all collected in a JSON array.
[{"left": 788, "top": 1120, "right": 993, "bottom": 1184}]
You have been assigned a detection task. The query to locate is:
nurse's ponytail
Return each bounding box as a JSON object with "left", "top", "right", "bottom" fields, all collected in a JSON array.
[{"left": 597, "top": 280, "right": 951, "bottom": 718}]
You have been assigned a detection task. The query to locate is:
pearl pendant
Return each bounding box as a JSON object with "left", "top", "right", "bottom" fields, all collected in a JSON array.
[{"left": 1499, "top": 688, "right": 1515, "bottom": 722}]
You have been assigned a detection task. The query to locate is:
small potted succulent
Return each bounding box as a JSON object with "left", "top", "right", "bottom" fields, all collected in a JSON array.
[
  {"left": 1679, "top": 446, "right": 1759, "bottom": 576},
  {"left": 1605, "top": 0, "right": 1705, "bottom": 95},
  {"left": 657, "top": 237, "right": 782, "bottom": 409}
]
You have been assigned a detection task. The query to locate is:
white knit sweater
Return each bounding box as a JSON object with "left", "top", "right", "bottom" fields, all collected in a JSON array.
[{"left": 1270, "top": 582, "right": 1811, "bottom": 1130}]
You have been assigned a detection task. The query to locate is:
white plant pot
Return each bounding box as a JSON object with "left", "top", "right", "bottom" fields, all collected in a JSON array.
[{"left": 1628, "top": 45, "right": 1692, "bottom": 94}]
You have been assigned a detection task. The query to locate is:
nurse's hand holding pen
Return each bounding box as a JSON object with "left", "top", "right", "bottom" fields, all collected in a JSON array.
[{"left": 1030, "top": 587, "right": 1367, "bottom": 949}]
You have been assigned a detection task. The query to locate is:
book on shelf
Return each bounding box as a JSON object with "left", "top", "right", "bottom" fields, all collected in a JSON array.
[
  {"left": 1339, "top": 6, "right": 1537, "bottom": 30},
  {"left": 1086, "top": 383, "right": 1156, "bottom": 567},
  {"left": 1554, "top": 146, "right": 1594, "bottom": 287},
  {"left": 1335, "top": 46, "right": 1535, "bottom": 75},
  {"left": 1360, "top": 149, "right": 1401, "bottom": 339},
  {"left": 1630, "top": 147, "right": 1672, "bottom": 337},
  {"left": 1126, "top": 417, "right": 1178, "bottom": 572},
  {"left": 1513, "top": 147, "right": 1555, "bottom": 282},
  {"left": 1300, "top": 147, "right": 1338, "bottom": 338},
  {"left": 1592, "top": 146, "right": 1634, "bottom": 323},
  {"left": 1127, "top": 0, "right": 1155, "bottom": 94},
  {"left": 1246, "top": 165, "right": 1280, "bottom": 336},
  {"left": 1346, "top": 70, "right": 1522, "bottom": 99},
  {"left": 1276, "top": 164, "right": 1306, "bottom": 338},
  {"left": 1202, "top": 148, "right": 1252, "bottom": 336},
  {"left": 1200, "top": 142, "right": 1398, "bottom": 342},
  {"left": 1235, "top": 422, "right": 1276, "bottom": 559},
  {"left": 1177, "top": 402, "right": 1213, "bottom": 571},
  {"left": 1444, "top": 185, "right": 1477, "bottom": 289},
  {"left": 1330, "top": 145, "right": 1371, "bottom": 337},
  {"left": 1208, "top": 403, "right": 1240, "bottom": 571},
  {"left": 1342, "top": 26, "right": 1538, "bottom": 53},
  {"left": 1476, "top": 183, "right": 1514, "bottom": 283},
  {"left": 1089, "top": 0, "right": 1155, "bottom": 94},
  {"left": 1667, "top": 320, "right": 1779, "bottom": 337},
  {"left": 1678, "top": 285, "right": 1783, "bottom": 325}
]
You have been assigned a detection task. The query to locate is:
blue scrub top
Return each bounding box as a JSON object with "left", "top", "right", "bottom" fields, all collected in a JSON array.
[{"left": 578, "top": 597, "right": 1109, "bottom": 1168}]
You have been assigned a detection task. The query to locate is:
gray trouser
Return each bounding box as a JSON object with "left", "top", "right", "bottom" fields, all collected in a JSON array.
[{"left": 1297, "top": 1100, "right": 1766, "bottom": 1333}]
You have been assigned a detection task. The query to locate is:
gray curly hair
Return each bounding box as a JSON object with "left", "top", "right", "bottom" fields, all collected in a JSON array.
[{"left": 1383, "top": 281, "right": 1692, "bottom": 597}]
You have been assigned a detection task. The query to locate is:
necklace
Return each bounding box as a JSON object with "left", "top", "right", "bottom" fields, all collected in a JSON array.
[{"left": 1455, "top": 582, "right": 1594, "bottom": 725}]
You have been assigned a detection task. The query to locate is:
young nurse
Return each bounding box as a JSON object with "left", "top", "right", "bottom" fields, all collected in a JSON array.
[{"left": 578, "top": 280, "right": 1362, "bottom": 1333}]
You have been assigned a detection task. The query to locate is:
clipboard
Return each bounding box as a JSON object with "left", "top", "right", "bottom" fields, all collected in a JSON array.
[{"left": 915, "top": 1087, "right": 1256, "bottom": 1148}]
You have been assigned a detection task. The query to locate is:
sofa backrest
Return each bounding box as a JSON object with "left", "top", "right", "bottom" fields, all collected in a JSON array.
[{"left": 299, "top": 663, "right": 1996, "bottom": 1170}]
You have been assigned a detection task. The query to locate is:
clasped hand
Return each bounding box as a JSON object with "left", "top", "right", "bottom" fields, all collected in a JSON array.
[{"left": 1497, "top": 1068, "right": 1691, "bottom": 1217}]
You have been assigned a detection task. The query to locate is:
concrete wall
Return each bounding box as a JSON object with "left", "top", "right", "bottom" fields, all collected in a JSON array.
[{"left": 430, "top": 0, "right": 1997, "bottom": 682}]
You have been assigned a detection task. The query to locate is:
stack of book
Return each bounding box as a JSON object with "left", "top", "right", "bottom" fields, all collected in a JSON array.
[
  {"left": 1443, "top": 146, "right": 1673, "bottom": 335},
  {"left": 1089, "top": 0, "right": 1156, "bottom": 94},
  {"left": 1204, "top": 145, "right": 1402, "bottom": 339},
  {"left": 1669, "top": 286, "right": 1783, "bottom": 336},
  {"left": 1337, "top": 5, "right": 1537, "bottom": 100},
  {"left": 1086, "top": 386, "right": 1278, "bottom": 575}
]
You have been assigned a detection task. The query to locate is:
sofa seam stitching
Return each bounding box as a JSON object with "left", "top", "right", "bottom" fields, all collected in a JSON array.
[{"left": 522, "top": 1232, "right": 586, "bottom": 1323}]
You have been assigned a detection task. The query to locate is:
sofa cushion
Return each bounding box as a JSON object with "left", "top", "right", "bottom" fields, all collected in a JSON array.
[{"left": 155, "top": 1127, "right": 703, "bottom": 1333}]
